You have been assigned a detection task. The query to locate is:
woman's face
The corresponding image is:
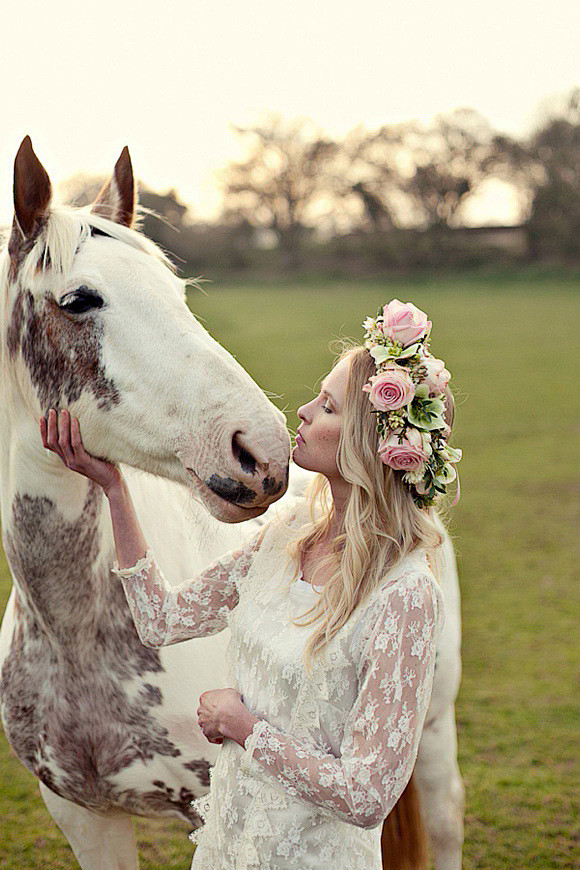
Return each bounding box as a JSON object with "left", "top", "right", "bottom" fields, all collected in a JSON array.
[{"left": 293, "top": 357, "right": 350, "bottom": 480}]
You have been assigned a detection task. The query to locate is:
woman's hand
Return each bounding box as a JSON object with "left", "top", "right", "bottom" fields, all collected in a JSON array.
[
  {"left": 197, "top": 689, "right": 260, "bottom": 748},
  {"left": 41, "top": 409, "right": 122, "bottom": 496}
]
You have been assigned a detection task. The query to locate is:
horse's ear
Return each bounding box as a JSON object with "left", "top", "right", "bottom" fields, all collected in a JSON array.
[
  {"left": 91, "top": 147, "right": 136, "bottom": 227},
  {"left": 9, "top": 136, "right": 52, "bottom": 256}
]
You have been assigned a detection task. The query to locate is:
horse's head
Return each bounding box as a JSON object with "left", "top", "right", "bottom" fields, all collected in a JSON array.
[{"left": 1, "top": 137, "right": 290, "bottom": 521}]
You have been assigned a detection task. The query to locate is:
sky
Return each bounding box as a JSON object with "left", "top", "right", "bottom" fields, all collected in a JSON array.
[{"left": 1, "top": 0, "right": 578, "bottom": 226}]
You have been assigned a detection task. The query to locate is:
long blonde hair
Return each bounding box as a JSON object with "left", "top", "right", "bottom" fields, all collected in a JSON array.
[{"left": 290, "top": 346, "right": 452, "bottom": 664}]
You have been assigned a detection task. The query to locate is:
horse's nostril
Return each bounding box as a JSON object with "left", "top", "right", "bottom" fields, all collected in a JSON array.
[{"left": 232, "top": 432, "right": 257, "bottom": 476}]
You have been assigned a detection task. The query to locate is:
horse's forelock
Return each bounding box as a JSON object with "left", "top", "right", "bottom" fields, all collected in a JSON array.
[
  {"left": 82, "top": 209, "right": 176, "bottom": 272},
  {"left": 2, "top": 207, "right": 174, "bottom": 296},
  {"left": 25, "top": 211, "right": 90, "bottom": 285}
]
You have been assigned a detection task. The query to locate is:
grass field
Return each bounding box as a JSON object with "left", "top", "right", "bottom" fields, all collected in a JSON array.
[{"left": 1, "top": 272, "right": 579, "bottom": 868}]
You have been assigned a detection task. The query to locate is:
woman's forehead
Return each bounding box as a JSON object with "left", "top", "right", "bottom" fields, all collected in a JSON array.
[{"left": 322, "top": 358, "right": 350, "bottom": 403}]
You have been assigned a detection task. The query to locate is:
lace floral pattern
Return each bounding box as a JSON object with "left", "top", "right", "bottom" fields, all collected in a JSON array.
[
  {"left": 116, "top": 505, "right": 443, "bottom": 869},
  {"left": 113, "top": 532, "right": 264, "bottom": 647},
  {"left": 240, "top": 574, "right": 440, "bottom": 830}
]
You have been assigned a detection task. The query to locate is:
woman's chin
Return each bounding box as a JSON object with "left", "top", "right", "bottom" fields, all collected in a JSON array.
[
  {"left": 292, "top": 445, "right": 304, "bottom": 466},
  {"left": 291, "top": 448, "right": 312, "bottom": 473}
]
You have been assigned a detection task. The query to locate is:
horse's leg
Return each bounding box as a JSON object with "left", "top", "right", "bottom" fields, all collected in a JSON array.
[
  {"left": 39, "top": 782, "right": 138, "bottom": 870},
  {"left": 415, "top": 705, "right": 465, "bottom": 870}
]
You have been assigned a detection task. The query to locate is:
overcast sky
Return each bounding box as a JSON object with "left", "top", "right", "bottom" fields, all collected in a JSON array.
[{"left": 1, "top": 0, "right": 578, "bottom": 224}]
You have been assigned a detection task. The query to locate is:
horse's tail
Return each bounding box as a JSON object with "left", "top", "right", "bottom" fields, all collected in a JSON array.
[{"left": 381, "top": 770, "right": 428, "bottom": 870}]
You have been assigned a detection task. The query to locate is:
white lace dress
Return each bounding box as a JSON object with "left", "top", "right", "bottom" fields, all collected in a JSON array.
[{"left": 115, "top": 504, "right": 443, "bottom": 870}]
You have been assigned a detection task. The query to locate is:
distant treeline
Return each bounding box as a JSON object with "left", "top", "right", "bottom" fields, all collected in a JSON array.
[{"left": 63, "top": 89, "right": 579, "bottom": 275}]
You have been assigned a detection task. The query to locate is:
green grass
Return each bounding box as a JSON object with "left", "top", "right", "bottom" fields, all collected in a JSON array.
[{"left": 1, "top": 274, "right": 579, "bottom": 868}]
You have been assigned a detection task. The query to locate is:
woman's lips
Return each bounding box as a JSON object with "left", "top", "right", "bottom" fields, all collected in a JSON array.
[{"left": 295, "top": 432, "right": 305, "bottom": 445}]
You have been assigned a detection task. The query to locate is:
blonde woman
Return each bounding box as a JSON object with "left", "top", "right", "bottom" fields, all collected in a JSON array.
[{"left": 42, "top": 300, "right": 460, "bottom": 870}]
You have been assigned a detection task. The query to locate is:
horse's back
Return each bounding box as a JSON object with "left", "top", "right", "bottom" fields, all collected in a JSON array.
[{"left": 427, "top": 518, "right": 462, "bottom": 720}]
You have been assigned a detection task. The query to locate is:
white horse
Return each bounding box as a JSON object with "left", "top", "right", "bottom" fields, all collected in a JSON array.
[{"left": 0, "top": 139, "right": 464, "bottom": 870}]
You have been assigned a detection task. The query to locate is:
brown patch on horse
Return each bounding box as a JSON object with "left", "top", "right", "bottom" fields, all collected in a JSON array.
[
  {"left": 6, "top": 288, "right": 120, "bottom": 412},
  {"left": 0, "top": 488, "right": 206, "bottom": 818},
  {"left": 183, "top": 758, "right": 212, "bottom": 788},
  {"left": 8, "top": 136, "right": 52, "bottom": 278},
  {"left": 3, "top": 485, "right": 103, "bottom": 639},
  {"left": 381, "top": 770, "right": 428, "bottom": 870},
  {"left": 92, "top": 147, "right": 136, "bottom": 227},
  {"left": 6, "top": 288, "right": 25, "bottom": 358}
]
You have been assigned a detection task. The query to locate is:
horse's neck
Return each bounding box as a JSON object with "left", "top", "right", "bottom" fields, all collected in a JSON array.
[
  {"left": 1, "top": 408, "right": 114, "bottom": 641},
  {"left": 0, "top": 404, "right": 248, "bottom": 642}
]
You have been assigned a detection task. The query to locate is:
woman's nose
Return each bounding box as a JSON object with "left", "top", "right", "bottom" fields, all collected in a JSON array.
[{"left": 297, "top": 403, "right": 310, "bottom": 422}]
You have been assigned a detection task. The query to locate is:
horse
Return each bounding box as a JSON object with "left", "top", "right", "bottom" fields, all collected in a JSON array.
[{"left": 0, "top": 138, "right": 464, "bottom": 870}]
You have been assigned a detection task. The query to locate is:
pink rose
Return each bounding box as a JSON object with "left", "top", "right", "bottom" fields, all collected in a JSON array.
[
  {"left": 362, "top": 364, "right": 415, "bottom": 411},
  {"left": 423, "top": 354, "right": 451, "bottom": 396},
  {"left": 381, "top": 299, "right": 432, "bottom": 347},
  {"left": 378, "top": 427, "right": 431, "bottom": 472}
]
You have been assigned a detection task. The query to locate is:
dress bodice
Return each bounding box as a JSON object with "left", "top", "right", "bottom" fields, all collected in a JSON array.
[{"left": 116, "top": 502, "right": 444, "bottom": 869}]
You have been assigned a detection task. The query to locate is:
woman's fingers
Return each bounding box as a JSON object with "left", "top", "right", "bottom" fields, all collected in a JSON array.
[
  {"left": 198, "top": 717, "right": 224, "bottom": 744},
  {"left": 43, "top": 409, "right": 67, "bottom": 464},
  {"left": 42, "top": 410, "right": 88, "bottom": 471},
  {"left": 40, "top": 409, "right": 121, "bottom": 492},
  {"left": 70, "top": 416, "right": 95, "bottom": 468},
  {"left": 60, "top": 412, "right": 97, "bottom": 476},
  {"left": 40, "top": 415, "right": 48, "bottom": 448},
  {"left": 70, "top": 416, "right": 83, "bottom": 451},
  {"left": 58, "top": 410, "right": 76, "bottom": 467},
  {"left": 46, "top": 408, "right": 58, "bottom": 449}
]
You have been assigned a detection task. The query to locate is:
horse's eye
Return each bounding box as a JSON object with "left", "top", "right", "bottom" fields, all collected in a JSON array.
[{"left": 59, "top": 286, "right": 104, "bottom": 314}]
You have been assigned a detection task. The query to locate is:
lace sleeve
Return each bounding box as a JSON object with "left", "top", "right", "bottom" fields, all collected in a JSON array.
[
  {"left": 114, "top": 530, "right": 265, "bottom": 648},
  {"left": 242, "top": 574, "right": 442, "bottom": 829}
]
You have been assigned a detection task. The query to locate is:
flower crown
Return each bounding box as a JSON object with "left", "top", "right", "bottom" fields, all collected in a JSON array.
[{"left": 362, "top": 299, "right": 461, "bottom": 508}]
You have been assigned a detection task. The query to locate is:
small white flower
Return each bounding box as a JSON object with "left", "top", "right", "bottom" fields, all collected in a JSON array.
[{"left": 403, "top": 468, "right": 427, "bottom": 485}]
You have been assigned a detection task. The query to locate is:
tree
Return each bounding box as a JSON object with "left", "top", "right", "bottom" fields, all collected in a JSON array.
[
  {"left": 487, "top": 89, "right": 580, "bottom": 260},
  {"left": 341, "top": 124, "right": 407, "bottom": 231},
  {"left": 350, "top": 109, "right": 496, "bottom": 231},
  {"left": 220, "top": 115, "right": 341, "bottom": 253},
  {"left": 526, "top": 89, "right": 580, "bottom": 260}
]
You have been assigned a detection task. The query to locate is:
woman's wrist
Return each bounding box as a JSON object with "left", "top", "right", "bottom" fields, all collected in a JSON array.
[
  {"left": 104, "top": 474, "right": 150, "bottom": 570},
  {"left": 221, "top": 701, "right": 261, "bottom": 747},
  {"left": 103, "top": 468, "right": 127, "bottom": 502}
]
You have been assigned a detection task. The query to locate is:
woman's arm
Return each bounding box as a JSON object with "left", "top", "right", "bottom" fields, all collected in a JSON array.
[
  {"left": 41, "top": 410, "right": 263, "bottom": 647},
  {"left": 115, "top": 536, "right": 262, "bottom": 647},
  {"left": 233, "top": 575, "right": 442, "bottom": 829}
]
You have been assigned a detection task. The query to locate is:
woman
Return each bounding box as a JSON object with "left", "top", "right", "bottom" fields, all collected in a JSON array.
[{"left": 41, "top": 300, "right": 460, "bottom": 869}]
